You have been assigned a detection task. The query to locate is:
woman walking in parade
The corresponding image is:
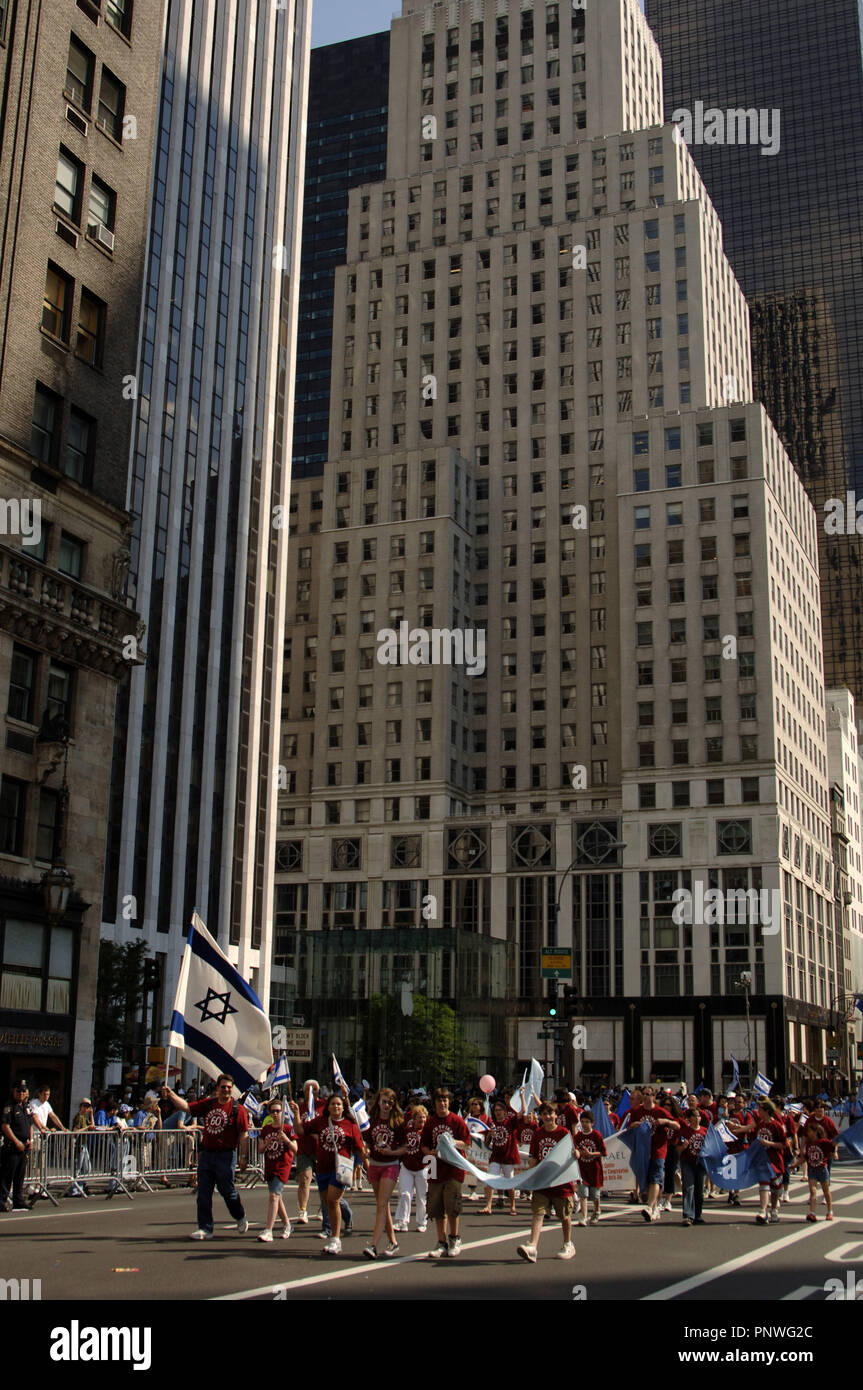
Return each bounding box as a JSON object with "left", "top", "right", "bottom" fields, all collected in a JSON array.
[
  {"left": 394, "top": 1101, "right": 429, "bottom": 1233},
  {"left": 363, "top": 1088, "right": 407, "bottom": 1259},
  {"left": 290, "top": 1088, "right": 367, "bottom": 1256}
]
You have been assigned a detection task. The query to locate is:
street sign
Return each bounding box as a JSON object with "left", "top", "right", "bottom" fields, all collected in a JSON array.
[
  {"left": 282, "top": 1027, "right": 313, "bottom": 1061},
  {"left": 292, "top": 1015, "right": 305, "bottom": 1027},
  {"left": 541, "top": 950, "right": 572, "bottom": 979}
]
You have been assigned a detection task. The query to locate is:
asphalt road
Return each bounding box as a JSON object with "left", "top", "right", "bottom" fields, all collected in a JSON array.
[{"left": 1, "top": 1164, "right": 861, "bottom": 1304}]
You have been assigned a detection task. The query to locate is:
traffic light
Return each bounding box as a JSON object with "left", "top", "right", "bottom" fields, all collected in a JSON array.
[
  {"left": 143, "top": 958, "right": 161, "bottom": 992},
  {"left": 547, "top": 1003, "right": 558, "bottom": 1018}
]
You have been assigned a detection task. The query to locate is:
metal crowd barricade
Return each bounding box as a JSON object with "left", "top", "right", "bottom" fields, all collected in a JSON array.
[{"left": 235, "top": 1132, "right": 264, "bottom": 1189}]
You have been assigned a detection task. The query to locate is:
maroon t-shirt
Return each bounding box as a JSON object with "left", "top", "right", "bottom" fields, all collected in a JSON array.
[
  {"left": 754, "top": 1118, "right": 787, "bottom": 1174},
  {"left": 421, "top": 1111, "right": 471, "bottom": 1184},
  {"left": 398, "top": 1121, "right": 426, "bottom": 1174},
  {"left": 367, "top": 1118, "right": 401, "bottom": 1165},
  {"left": 676, "top": 1124, "right": 707, "bottom": 1166},
  {"left": 304, "top": 1114, "right": 364, "bottom": 1169},
  {"left": 627, "top": 1105, "right": 676, "bottom": 1159},
  {"left": 515, "top": 1115, "right": 538, "bottom": 1147},
  {"left": 572, "top": 1127, "right": 606, "bottom": 1187},
  {"left": 487, "top": 1114, "right": 520, "bottom": 1165},
  {"left": 801, "top": 1136, "right": 834, "bottom": 1169},
  {"left": 189, "top": 1098, "right": 249, "bottom": 1152},
  {"left": 258, "top": 1123, "right": 294, "bottom": 1181},
  {"left": 296, "top": 1097, "right": 325, "bottom": 1157},
  {"left": 529, "top": 1125, "right": 574, "bottom": 1198}
]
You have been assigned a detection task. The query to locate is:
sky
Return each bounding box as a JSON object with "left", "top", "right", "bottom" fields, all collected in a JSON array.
[{"left": 312, "top": 0, "right": 396, "bottom": 48}]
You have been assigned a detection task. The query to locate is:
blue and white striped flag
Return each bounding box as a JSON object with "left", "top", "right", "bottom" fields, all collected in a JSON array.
[
  {"left": 727, "top": 1053, "right": 741, "bottom": 1096},
  {"left": 754, "top": 1071, "right": 773, "bottom": 1098},
  {"left": 242, "top": 1091, "right": 263, "bottom": 1120},
  {"left": 168, "top": 913, "right": 273, "bottom": 1092},
  {"left": 332, "top": 1052, "right": 347, "bottom": 1091},
  {"left": 352, "top": 1096, "right": 370, "bottom": 1132},
  {"left": 266, "top": 1054, "right": 291, "bottom": 1091}
]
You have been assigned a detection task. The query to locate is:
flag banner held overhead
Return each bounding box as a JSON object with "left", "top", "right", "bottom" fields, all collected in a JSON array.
[{"left": 168, "top": 912, "right": 273, "bottom": 1092}]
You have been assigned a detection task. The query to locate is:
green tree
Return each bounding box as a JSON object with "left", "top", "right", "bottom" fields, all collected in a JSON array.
[
  {"left": 92, "top": 940, "right": 148, "bottom": 1089},
  {"left": 368, "top": 992, "right": 477, "bottom": 1086}
]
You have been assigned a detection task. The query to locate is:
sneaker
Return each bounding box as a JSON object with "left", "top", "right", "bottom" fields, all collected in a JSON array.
[
  {"left": 660, "top": 1198, "right": 672, "bottom": 1212},
  {"left": 628, "top": 1193, "right": 639, "bottom": 1205},
  {"left": 295, "top": 1210, "right": 309, "bottom": 1225},
  {"left": 589, "top": 1215, "right": 600, "bottom": 1227},
  {"left": 11, "top": 1206, "right": 30, "bottom": 1213},
  {"left": 190, "top": 1229, "right": 214, "bottom": 1240},
  {"left": 651, "top": 1209, "right": 661, "bottom": 1222},
  {"left": 556, "top": 1242, "right": 576, "bottom": 1260},
  {"left": 393, "top": 1223, "right": 409, "bottom": 1233},
  {"left": 363, "top": 1243, "right": 378, "bottom": 1260},
  {"left": 641, "top": 1208, "right": 655, "bottom": 1223},
  {"left": 428, "top": 1241, "right": 449, "bottom": 1259},
  {"left": 281, "top": 1224, "right": 291, "bottom": 1239},
  {"left": 682, "top": 1217, "right": 693, "bottom": 1226},
  {"left": 517, "top": 1243, "right": 537, "bottom": 1263},
  {"left": 576, "top": 1216, "right": 587, "bottom": 1227},
  {"left": 322, "top": 1237, "right": 341, "bottom": 1255},
  {"left": 416, "top": 1223, "right": 428, "bottom": 1233},
  {"left": 806, "top": 1212, "right": 818, "bottom": 1223},
  {"left": 384, "top": 1241, "right": 400, "bottom": 1257},
  {"left": 236, "top": 1217, "right": 249, "bottom": 1234},
  {"left": 768, "top": 1209, "right": 779, "bottom": 1224},
  {"left": 730, "top": 1194, "right": 741, "bottom": 1208},
  {"left": 258, "top": 1229, "right": 274, "bottom": 1242},
  {"left": 448, "top": 1236, "right": 462, "bottom": 1257},
  {"left": 706, "top": 1190, "right": 714, "bottom": 1200},
  {"left": 755, "top": 1213, "right": 767, "bottom": 1225},
  {"left": 826, "top": 1212, "right": 834, "bottom": 1221}
]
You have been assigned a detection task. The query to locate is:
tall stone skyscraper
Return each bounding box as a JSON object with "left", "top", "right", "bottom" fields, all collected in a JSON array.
[
  {"left": 276, "top": 0, "right": 855, "bottom": 1091},
  {"left": 645, "top": 0, "right": 863, "bottom": 701},
  {"left": 101, "top": 0, "right": 312, "bottom": 1057}
]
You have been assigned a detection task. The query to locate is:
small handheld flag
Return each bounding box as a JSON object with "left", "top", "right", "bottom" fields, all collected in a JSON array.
[
  {"left": 753, "top": 1071, "right": 773, "bottom": 1098},
  {"left": 266, "top": 1054, "right": 291, "bottom": 1091},
  {"left": 728, "top": 1053, "right": 741, "bottom": 1096}
]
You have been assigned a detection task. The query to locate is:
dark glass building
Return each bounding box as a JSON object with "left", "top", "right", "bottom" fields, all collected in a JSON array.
[
  {"left": 292, "top": 33, "right": 390, "bottom": 480},
  {"left": 645, "top": 0, "right": 863, "bottom": 699}
]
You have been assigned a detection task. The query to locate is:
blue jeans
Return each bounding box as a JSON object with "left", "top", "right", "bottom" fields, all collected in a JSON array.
[
  {"left": 196, "top": 1149, "right": 246, "bottom": 1233},
  {"left": 681, "top": 1163, "right": 704, "bottom": 1222},
  {"left": 321, "top": 1192, "right": 353, "bottom": 1234}
]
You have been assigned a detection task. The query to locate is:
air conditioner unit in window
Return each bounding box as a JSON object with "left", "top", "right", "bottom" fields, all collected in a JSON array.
[
  {"left": 65, "top": 105, "right": 88, "bottom": 136},
  {"left": 89, "top": 222, "right": 115, "bottom": 252}
]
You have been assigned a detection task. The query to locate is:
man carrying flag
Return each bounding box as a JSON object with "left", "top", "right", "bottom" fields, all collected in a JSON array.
[
  {"left": 162, "top": 1075, "right": 250, "bottom": 1240},
  {"left": 160, "top": 911, "right": 274, "bottom": 1240}
]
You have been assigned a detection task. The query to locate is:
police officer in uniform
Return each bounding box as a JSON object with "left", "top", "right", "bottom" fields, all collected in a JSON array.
[{"left": 1, "top": 1079, "right": 34, "bottom": 1212}]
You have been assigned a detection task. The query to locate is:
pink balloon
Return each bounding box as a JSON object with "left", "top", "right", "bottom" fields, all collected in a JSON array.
[{"left": 479, "top": 1074, "right": 496, "bottom": 1094}]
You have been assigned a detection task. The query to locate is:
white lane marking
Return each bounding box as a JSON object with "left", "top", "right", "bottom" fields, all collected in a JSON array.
[
  {"left": 641, "top": 1220, "right": 830, "bottom": 1300},
  {"left": 824, "top": 1241, "right": 863, "bottom": 1262},
  {"left": 781, "top": 1285, "right": 822, "bottom": 1300},
  {"left": 212, "top": 1227, "right": 537, "bottom": 1299}
]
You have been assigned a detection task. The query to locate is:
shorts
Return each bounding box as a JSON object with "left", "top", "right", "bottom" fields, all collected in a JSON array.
[
  {"left": 531, "top": 1190, "right": 574, "bottom": 1220},
  {"left": 369, "top": 1163, "right": 400, "bottom": 1184},
  {"left": 267, "top": 1176, "right": 286, "bottom": 1196},
  {"left": 316, "top": 1172, "right": 348, "bottom": 1193},
  {"left": 647, "top": 1157, "right": 666, "bottom": 1186},
  {"left": 577, "top": 1183, "right": 600, "bottom": 1201},
  {"left": 807, "top": 1165, "right": 829, "bottom": 1184},
  {"left": 758, "top": 1172, "right": 784, "bottom": 1190},
  {"left": 295, "top": 1153, "right": 315, "bottom": 1173},
  {"left": 427, "top": 1180, "right": 462, "bottom": 1221},
  {"left": 488, "top": 1162, "right": 516, "bottom": 1179}
]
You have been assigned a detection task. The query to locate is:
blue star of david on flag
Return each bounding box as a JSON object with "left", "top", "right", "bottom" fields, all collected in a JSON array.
[{"left": 194, "top": 987, "right": 237, "bottom": 1026}]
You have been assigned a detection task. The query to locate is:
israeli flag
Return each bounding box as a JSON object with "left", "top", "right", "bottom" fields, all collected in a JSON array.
[
  {"left": 351, "top": 1096, "right": 370, "bottom": 1133},
  {"left": 787, "top": 1102, "right": 804, "bottom": 1115},
  {"left": 168, "top": 913, "right": 273, "bottom": 1092},
  {"left": 332, "top": 1052, "right": 347, "bottom": 1091},
  {"left": 467, "top": 1116, "right": 490, "bottom": 1142},
  {"left": 242, "top": 1091, "right": 263, "bottom": 1120},
  {"left": 754, "top": 1071, "right": 773, "bottom": 1098},
  {"left": 266, "top": 1054, "right": 291, "bottom": 1091},
  {"left": 727, "top": 1053, "right": 741, "bottom": 1096},
  {"left": 714, "top": 1120, "right": 736, "bottom": 1146}
]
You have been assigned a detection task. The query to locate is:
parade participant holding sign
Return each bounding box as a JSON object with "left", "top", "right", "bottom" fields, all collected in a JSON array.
[
  {"left": 393, "top": 1102, "right": 429, "bottom": 1233},
  {"left": 516, "top": 1101, "right": 575, "bottom": 1263},
  {"left": 163, "top": 1076, "right": 250, "bottom": 1240},
  {"left": 421, "top": 1088, "right": 471, "bottom": 1259},
  {"left": 572, "top": 1109, "right": 606, "bottom": 1227},
  {"left": 257, "top": 1098, "right": 297, "bottom": 1241},
  {"left": 290, "top": 1088, "right": 366, "bottom": 1256},
  {"left": 479, "top": 1100, "right": 520, "bottom": 1216},
  {"left": 363, "top": 1088, "right": 407, "bottom": 1259}
]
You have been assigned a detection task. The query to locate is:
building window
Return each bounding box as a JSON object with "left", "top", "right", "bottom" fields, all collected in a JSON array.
[
  {"left": 0, "top": 777, "right": 26, "bottom": 856},
  {"left": 65, "top": 407, "right": 94, "bottom": 484},
  {"left": 97, "top": 67, "right": 125, "bottom": 141},
  {"left": 43, "top": 263, "right": 73, "bottom": 342},
  {"left": 55, "top": 149, "right": 83, "bottom": 223},
  {"left": 8, "top": 647, "right": 37, "bottom": 723},
  {"left": 57, "top": 534, "right": 84, "bottom": 580},
  {"left": 31, "top": 383, "right": 61, "bottom": 465},
  {"left": 106, "top": 0, "right": 133, "bottom": 38},
  {"left": 648, "top": 823, "right": 682, "bottom": 858},
  {"left": 65, "top": 35, "right": 94, "bottom": 112},
  {"left": 35, "top": 788, "right": 60, "bottom": 863},
  {"left": 717, "top": 820, "right": 752, "bottom": 855},
  {"left": 46, "top": 661, "right": 73, "bottom": 727},
  {"left": 76, "top": 289, "right": 105, "bottom": 366},
  {"left": 88, "top": 177, "right": 116, "bottom": 238}
]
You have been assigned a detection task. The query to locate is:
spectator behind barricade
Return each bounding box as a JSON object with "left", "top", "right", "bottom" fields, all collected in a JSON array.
[
  {"left": 94, "top": 1097, "right": 110, "bottom": 1127},
  {"left": 72, "top": 1099, "right": 95, "bottom": 1131},
  {"left": 28, "top": 1084, "right": 67, "bottom": 1134}
]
